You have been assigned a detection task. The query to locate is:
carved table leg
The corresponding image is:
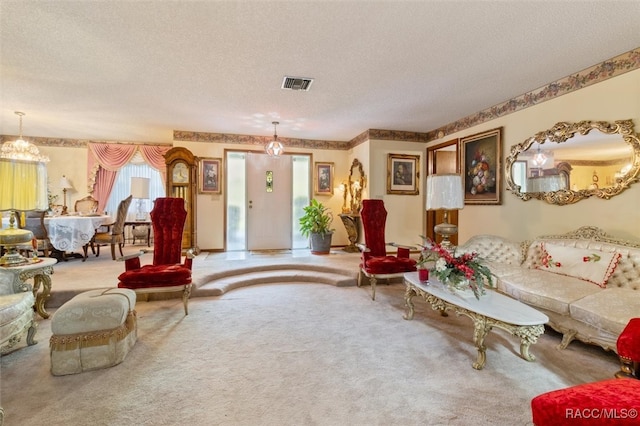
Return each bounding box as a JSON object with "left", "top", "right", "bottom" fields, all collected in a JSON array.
[
  {"left": 403, "top": 284, "right": 416, "bottom": 320},
  {"left": 515, "top": 324, "right": 545, "bottom": 362},
  {"left": 472, "top": 318, "right": 492, "bottom": 370},
  {"left": 32, "top": 273, "right": 52, "bottom": 319}
]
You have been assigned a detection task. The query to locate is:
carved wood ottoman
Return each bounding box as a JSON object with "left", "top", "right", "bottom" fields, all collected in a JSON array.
[{"left": 49, "top": 288, "right": 137, "bottom": 376}]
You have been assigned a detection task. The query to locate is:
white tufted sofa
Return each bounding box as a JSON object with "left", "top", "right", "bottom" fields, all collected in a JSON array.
[
  {"left": 0, "top": 270, "right": 37, "bottom": 355},
  {"left": 458, "top": 226, "right": 640, "bottom": 353}
]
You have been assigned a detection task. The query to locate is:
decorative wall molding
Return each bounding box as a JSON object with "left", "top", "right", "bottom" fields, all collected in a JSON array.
[
  {"left": 173, "top": 130, "right": 351, "bottom": 151},
  {"left": 433, "top": 48, "right": 640, "bottom": 140},
  {"left": 2, "top": 49, "right": 638, "bottom": 151}
]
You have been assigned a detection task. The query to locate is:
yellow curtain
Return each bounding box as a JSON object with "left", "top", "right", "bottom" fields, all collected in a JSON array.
[{"left": 0, "top": 159, "right": 48, "bottom": 211}]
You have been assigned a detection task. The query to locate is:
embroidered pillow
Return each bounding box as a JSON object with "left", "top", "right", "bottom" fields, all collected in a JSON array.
[{"left": 538, "top": 243, "right": 620, "bottom": 288}]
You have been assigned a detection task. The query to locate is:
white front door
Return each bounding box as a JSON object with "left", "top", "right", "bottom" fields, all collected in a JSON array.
[{"left": 246, "top": 152, "right": 293, "bottom": 250}]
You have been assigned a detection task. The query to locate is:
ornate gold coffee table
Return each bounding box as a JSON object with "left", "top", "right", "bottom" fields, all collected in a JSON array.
[{"left": 403, "top": 272, "right": 548, "bottom": 370}]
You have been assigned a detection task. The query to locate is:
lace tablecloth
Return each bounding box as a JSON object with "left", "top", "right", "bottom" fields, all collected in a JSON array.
[{"left": 45, "top": 215, "right": 112, "bottom": 252}]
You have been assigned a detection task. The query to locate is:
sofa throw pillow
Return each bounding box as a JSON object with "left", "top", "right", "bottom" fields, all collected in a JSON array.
[{"left": 538, "top": 242, "right": 621, "bottom": 288}]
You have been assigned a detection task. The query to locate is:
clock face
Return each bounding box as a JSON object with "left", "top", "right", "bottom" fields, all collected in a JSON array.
[{"left": 172, "top": 162, "right": 189, "bottom": 183}]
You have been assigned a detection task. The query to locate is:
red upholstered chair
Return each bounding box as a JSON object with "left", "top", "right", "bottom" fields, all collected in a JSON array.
[
  {"left": 117, "top": 198, "right": 194, "bottom": 315},
  {"left": 357, "top": 199, "right": 417, "bottom": 300},
  {"left": 616, "top": 317, "right": 640, "bottom": 379}
]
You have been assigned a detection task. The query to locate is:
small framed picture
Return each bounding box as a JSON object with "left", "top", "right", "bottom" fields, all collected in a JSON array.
[
  {"left": 460, "top": 127, "right": 502, "bottom": 205},
  {"left": 198, "top": 158, "right": 222, "bottom": 194},
  {"left": 314, "top": 162, "right": 334, "bottom": 195},
  {"left": 387, "top": 154, "right": 420, "bottom": 195}
]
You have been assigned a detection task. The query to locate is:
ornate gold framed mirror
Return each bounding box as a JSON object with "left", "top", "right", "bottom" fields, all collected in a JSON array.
[
  {"left": 505, "top": 120, "right": 640, "bottom": 205},
  {"left": 347, "top": 158, "right": 366, "bottom": 213}
]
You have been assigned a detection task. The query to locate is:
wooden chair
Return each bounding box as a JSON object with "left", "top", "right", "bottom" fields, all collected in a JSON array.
[
  {"left": 89, "top": 195, "right": 132, "bottom": 260},
  {"left": 74, "top": 195, "right": 99, "bottom": 215},
  {"left": 17, "top": 210, "right": 53, "bottom": 257}
]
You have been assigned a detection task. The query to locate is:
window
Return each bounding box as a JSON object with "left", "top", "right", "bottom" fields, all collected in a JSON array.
[{"left": 105, "top": 156, "right": 165, "bottom": 220}]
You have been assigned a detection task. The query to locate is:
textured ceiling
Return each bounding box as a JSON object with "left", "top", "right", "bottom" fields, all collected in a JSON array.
[{"left": 1, "top": 1, "right": 640, "bottom": 143}]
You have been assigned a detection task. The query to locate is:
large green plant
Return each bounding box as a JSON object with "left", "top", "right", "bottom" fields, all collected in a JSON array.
[{"left": 299, "top": 199, "right": 334, "bottom": 237}]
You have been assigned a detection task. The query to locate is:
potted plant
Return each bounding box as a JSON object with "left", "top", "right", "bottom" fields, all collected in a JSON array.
[{"left": 299, "top": 199, "right": 334, "bottom": 254}]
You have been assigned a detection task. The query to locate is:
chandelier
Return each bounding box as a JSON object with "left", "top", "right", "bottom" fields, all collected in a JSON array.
[
  {"left": 532, "top": 144, "right": 547, "bottom": 167},
  {"left": 0, "top": 112, "right": 49, "bottom": 162},
  {"left": 0, "top": 111, "right": 49, "bottom": 266},
  {"left": 265, "top": 121, "right": 284, "bottom": 157}
]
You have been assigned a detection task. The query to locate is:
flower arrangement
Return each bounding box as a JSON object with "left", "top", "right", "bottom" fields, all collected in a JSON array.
[{"left": 419, "top": 236, "right": 493, "bottom": 300}]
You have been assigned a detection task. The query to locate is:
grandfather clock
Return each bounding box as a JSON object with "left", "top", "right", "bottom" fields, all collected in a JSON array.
[{"left": 165, "top": 147, "right": 198, "bottom": 251}]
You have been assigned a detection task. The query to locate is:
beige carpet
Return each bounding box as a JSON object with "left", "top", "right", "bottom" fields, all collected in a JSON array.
[{"left": 0, "top": 281, "right": 619, "bottom": 426}]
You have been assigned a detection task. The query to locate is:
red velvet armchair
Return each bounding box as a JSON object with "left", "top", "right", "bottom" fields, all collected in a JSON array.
[
  {"left": 531, "top": 318, "right": 640, "bottom": 425},
  {"left": 117, "top": 197, "right": 194, "bottom": 315},
  {"left": 357, "top": 199, "right": 416, "bottom": 300}
]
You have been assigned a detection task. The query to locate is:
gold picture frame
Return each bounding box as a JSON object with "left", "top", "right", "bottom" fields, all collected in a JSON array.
[
  {"left": 314, "top": 162, "right": 334, "bottom": 195},
  {"left": 460, "top": 127, "right": 502, "bottom": 205},
  {"left": 198, "top": 157, "right": 222, "bottom": 194},
  {"left": 387, "top": 154, "right": 419, "bottom": 195}
]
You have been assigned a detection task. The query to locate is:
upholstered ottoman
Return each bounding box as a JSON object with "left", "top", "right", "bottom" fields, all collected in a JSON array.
[
  {"left": 50, "top": 288, "right": 137, "bottom": 376},
  {"left": 531, "top": 378, "right": 640, "bottom": 425},
  {"left": 616, "top": 317, "right": 640, "bottom": 379}
]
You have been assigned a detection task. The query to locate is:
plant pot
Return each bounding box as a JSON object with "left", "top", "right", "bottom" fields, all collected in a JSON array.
[{"left": 310, "top": 232, "right": 333, "bottom": 255}]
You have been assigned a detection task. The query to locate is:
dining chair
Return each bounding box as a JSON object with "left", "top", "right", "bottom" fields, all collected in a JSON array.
[
  {"left": 74, "top": 195, "right": 99, "bottom": 215},
  {"left": 89, "top": 195, "right": 132, "bottom": 260},
  {"left": 17, "top": 210, "right": 53, "bottom": 258}
]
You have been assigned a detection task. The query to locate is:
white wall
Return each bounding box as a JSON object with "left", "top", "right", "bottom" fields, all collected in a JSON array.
[
  {"left": 431, "top": 68, "right": 640, "bottom": 243},
  {"left": 36, "top": 68, "right": 640, "bottom": 249}
]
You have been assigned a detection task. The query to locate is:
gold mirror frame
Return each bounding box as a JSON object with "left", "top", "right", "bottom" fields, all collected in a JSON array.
[
  {"left": 505, "top": 120, "right": 640, "bottom": 205},
  {"left": 347, "top": 158, "right": 366, "bottom": 213}
]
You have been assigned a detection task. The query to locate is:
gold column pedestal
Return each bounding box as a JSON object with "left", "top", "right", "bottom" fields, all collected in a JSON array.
[{"left": 339, "top": 214, "right": 360, "bottom": 253}]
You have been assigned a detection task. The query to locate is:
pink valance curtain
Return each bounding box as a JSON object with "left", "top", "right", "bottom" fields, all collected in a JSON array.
[{"left": 87, "top": 143, "right": 170, "bottom": 213}]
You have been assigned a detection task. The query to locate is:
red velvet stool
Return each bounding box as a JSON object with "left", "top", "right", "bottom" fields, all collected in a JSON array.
[
  {"left": 531, "top": 378, "right": 640, "bottom": 425},
  {"left": 616, "top": 317, "right": 640, "bottom": 379}
]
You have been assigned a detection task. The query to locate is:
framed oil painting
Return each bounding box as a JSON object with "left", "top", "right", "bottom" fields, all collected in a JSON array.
[
  {"left": 387, "top": 154, "right": 419, "bottom": 195},
  {"left": 198, "top": 157, "right": 222, "bottom": 194},
  {"left": 314, "top": 162, "right": 334, "bottom": 195},
  {"left": 460, "top": 127, "right": 502, "bottom": 205}
]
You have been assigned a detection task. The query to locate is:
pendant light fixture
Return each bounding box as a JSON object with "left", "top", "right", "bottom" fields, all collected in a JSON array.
[
  {"left": 532, "top": 144, "right": 547, "bottom": 167},
  {"left": 265, "top": 121, "right": 284, "bottom": 157}
]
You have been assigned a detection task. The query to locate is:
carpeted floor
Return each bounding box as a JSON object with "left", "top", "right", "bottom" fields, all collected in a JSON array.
[{"left": 0, "top": 280, "right": 620, "bottom": 426}]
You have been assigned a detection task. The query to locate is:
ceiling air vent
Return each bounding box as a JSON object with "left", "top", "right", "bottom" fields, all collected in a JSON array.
[{"left": 281, "top": 76, "right": 314, "bottom": 91}]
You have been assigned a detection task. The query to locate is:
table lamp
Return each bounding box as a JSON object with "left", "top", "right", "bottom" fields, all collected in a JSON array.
[
  {"left": 426, "top": 174, "right": 464, "bottom": 252},
  {"left": 0, "top": 111, "right": 50, "bottom": 266},
  {"left": 59, "top": 175, "right": 74, "bottom": 215},
  {"left": 130, "top": 177, "right": 150, "bottom": 221}
]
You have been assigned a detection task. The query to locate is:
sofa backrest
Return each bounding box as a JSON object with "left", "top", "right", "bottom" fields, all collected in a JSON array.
[
  {"left": 522, "top": 226, "right": 640, "bottom": 291},
  {"left": 458, "top": 234, "right": 525, "bottom": 265}
]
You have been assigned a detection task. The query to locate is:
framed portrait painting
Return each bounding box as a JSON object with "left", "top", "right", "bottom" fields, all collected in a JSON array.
[
  {"left": 314, "top": 162, "right": 334, "bottom": 195},
  {"left": 387, "top": 154, "right": 419, "bottom": 195},
  {"left": 460, "top": 127, "right": 502, "bottom": 205},
  {"left": 198, "top": 157, "right": 222, "bottom": 194}
]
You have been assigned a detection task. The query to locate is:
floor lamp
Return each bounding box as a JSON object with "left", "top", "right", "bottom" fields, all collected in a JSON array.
[
  {"left": 426, "top": 174, "right": 464, "bottom": 252},
  {"left": 0, "top": 111, "right": 50, "bottom": 265}
]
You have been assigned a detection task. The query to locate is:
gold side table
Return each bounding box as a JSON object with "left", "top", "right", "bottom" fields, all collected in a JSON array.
[
  {"left": 0, "top": 257, "right": 57, "bottom": 319},
  {"left": 339, "top": 214, "right": 361, "bottom": 253}
]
